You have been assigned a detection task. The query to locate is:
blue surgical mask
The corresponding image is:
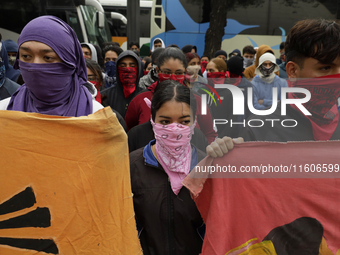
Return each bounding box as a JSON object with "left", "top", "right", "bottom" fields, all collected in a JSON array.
[{"left": 105, "top": 61, "right": 116, "bottom": 78}]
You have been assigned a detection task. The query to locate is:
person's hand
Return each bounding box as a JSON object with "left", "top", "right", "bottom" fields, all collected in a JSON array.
[
  {"left": 258, "top": 99, "right": 264, "bottom": 105},
  {"left": 206, "top": 136, "right": 244, "bottom": 158}
]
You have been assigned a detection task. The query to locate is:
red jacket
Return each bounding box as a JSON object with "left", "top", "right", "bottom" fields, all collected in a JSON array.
[{"left": 125, "top": 81, "right": 218, "bottom": 144}]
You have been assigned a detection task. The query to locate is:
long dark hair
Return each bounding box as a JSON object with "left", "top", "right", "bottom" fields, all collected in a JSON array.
[
  {"left": 151, "top": 80, "right": 196, "bottom": 121},
  {"left": 157, "top": 47, "right": 188, "bottom": 69},
  {"left": 85, "top": 58, "right": 104, "bottom": 90}
]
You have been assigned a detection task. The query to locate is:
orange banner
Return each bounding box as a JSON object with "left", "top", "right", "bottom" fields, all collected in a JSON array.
[{"left": 0, "top": 107, "right": 142, "bottom": 255}]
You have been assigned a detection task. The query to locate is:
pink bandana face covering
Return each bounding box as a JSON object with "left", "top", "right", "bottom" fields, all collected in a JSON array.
[{"left": 151, "top": 119, "right": 196, "bottom": 195}]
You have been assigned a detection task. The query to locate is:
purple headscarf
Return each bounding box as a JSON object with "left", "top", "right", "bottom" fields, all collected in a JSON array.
[{"left": 7, "top": 15, "right": 93, "bottom": 116}]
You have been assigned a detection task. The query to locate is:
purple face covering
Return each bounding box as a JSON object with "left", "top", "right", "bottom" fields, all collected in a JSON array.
[{"left": 7, "top": 15, "right": 93, "bottom": 116}]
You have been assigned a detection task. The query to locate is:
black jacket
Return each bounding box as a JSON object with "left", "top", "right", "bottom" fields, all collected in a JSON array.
[
  {"left": 129, "top": 142, "right": 206, "bottom": 255},
  {"left": 101, "top": 50, "right": 143, "bottom": 118},
  {"left": 240, "top": 104, "right": 340, "bottom": 142},
  {"left": 0, "top": 77, "right": 20, "bottom": 100},
  {"left": 127, "top": 120, "right": 208, "bottom": 153}
]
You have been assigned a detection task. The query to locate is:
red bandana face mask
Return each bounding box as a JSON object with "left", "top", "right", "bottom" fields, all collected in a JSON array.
[
  {"left": 201, "top": 61, "right": 208, "bottom": 73},
  {"left": 144, "top": 70, "right": 149, "bottom": 76},
  {"left": 228, "top": 72, "right": 242, "bottom": 86},
  {"left": 207, "top": 72, "right": 226, "bottom": 87},
  {"left": 288, "top": 73, "right": 340, "bottom": 140},
  {"left": 118, "top": 67, "right": 138, "bottom": 98},
  {"left": 158, "top": 73, "right": 185, "bottom": 85}
]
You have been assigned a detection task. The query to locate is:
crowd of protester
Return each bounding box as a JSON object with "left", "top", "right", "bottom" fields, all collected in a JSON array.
[{"left": 1, "top": 15, "right": 339, "bottom": 254}]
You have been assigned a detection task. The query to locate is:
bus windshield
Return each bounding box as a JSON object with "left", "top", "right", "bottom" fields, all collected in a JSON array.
[{"left": 80, "top": 5, "right": 112, "bottom": 46}]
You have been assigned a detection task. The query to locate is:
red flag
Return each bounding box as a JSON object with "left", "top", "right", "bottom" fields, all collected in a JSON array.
[{"left": 183, "top": 141, "right": 340, "bottom": 254}]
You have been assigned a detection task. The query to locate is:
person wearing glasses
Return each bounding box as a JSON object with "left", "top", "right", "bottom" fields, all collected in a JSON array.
[{"left": 124, "top": 47, "right": 217, "bottom": 144}]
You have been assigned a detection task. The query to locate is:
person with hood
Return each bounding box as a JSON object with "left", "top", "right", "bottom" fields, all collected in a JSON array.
[
  {"left": 243, "top": 44, "right": 279, "bottom": 80},
  {"left": 228, "top": 49, "right": 241, "bottom": 59},
  {"left": 0, "top": 37, "right": 20, "bottom": 83},
  {"left": 81, "top": 43, "right": 98, "bottom": 62},
  {"left": 0, "top": 39, "right": 20, "bottom": 100},
  {"left": 0, "top": 16, "right": 103, "bottom": 116},
  {"left": 101, "top": 50, "right": 142, "bottom": 118},
  {"left": 4, "top": 39, "right": 18, "bottom": 66},
  {"left": 151, "top": 37, "right": 165, "bottom": 52},
  {"left": 251, "top": 52, "right": 288, "bottom": 110}
]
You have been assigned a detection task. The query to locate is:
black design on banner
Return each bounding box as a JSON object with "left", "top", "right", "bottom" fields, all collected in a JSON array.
[
  {"left": 0, "top": 238, "right": 58, "bottom": 254},
  {"left": 0, "top": 207, "right": 51, "bottom": 229},
  {"left": 0, "top": 187, "right": 59, "bottom": 254},
  {"left": 0, "top": 187, "right": 36, "bottom": 215}
]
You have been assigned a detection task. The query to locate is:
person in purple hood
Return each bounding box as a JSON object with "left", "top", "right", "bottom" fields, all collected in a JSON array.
[{"left": 0, "top": 15, "right": 103, "bottom": 116}]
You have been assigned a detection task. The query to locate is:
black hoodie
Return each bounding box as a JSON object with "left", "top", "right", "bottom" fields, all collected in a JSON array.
[{"left": 101, "top": 50, "right": 142, "bottom": 118}]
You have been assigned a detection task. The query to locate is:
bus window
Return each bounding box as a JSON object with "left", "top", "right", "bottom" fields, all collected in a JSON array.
[
  {"left": 0, "top": 1, "right": 41, "bottom": 41},
  {"left": 100, "top": 0, "right": 152, "bottom": 48},
  {"left": 66, "top": 11, "right": 84, "bottom": 43},
  {"left": 80, "top": 5, "right": 112, "bottom": 46}
]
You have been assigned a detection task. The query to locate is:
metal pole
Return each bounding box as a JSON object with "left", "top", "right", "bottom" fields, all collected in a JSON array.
[{"left": 127, "top": 0, "right": 140, "bottom": 48}]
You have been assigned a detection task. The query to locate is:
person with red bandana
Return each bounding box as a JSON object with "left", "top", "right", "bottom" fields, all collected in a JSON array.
[
  {"left": 101, "top": 50, "right": 143, "bottom": 118},
  {"left": 240, "top": 19, "right": 340, "bottom": 142},
  {"left": 124, "top": 47, "right": 218, "bottom": 144}
]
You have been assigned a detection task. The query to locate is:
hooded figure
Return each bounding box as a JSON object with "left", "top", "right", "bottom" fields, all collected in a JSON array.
[
  {"left": 254, "top": 52, "right": 280, "bottom": 83},
  {"left": 101, "top": 50, "right": 142, "bottom": 118},
  {"left": 0, "top": 40, "right": 20, "bottom": 100},
  {"left": 251, "top": 52, "right": 287, "bottom": 110},
  {"left": 228, "top": 49, "right": 241, "bottom": 58},
  {"left": 1, "top": 40, "right": 21, "bottom": 83},
  {"left": 151, "top": 38, "right": 165, "bottom": 52},
  {"left": 2, "top": 16, "right": 102, "bottom": 116},
  {"left": 4, "top": 39, "right": 18, "bottom": 66},
  {"left": 244, "top": 45, "right": 279, "bottom": 79},
  {"left": 81, "top": 43, "right": 98, "bottom": 63}
]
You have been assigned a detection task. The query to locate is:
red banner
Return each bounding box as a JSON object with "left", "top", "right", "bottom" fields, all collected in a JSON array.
[{"left": 183, "top": 141, "right": 340, "bottom": 254}]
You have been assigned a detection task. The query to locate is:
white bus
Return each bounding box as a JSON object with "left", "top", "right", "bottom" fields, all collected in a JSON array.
[
  {"left": 100, "top": 0, "right": 153, "bottom": 50},
  {"left": 150, "top": 0, "right": 340, "bottom": 57},
  {"left": 0, "top": 0, "right": 112, "bottom": 47}
]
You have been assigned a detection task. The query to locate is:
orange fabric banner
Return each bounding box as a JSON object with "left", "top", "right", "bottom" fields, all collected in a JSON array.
[
  {"left": 183, "top": 141, "right": 340, "bottom": 255},
  {"left": 0, "top": 107, "right": 142, "bottom": 255}
]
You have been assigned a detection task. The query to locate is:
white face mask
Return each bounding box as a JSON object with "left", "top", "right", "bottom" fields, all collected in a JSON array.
[{"left": 186, "top": 65, "right": 200, "bottom": 79}]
